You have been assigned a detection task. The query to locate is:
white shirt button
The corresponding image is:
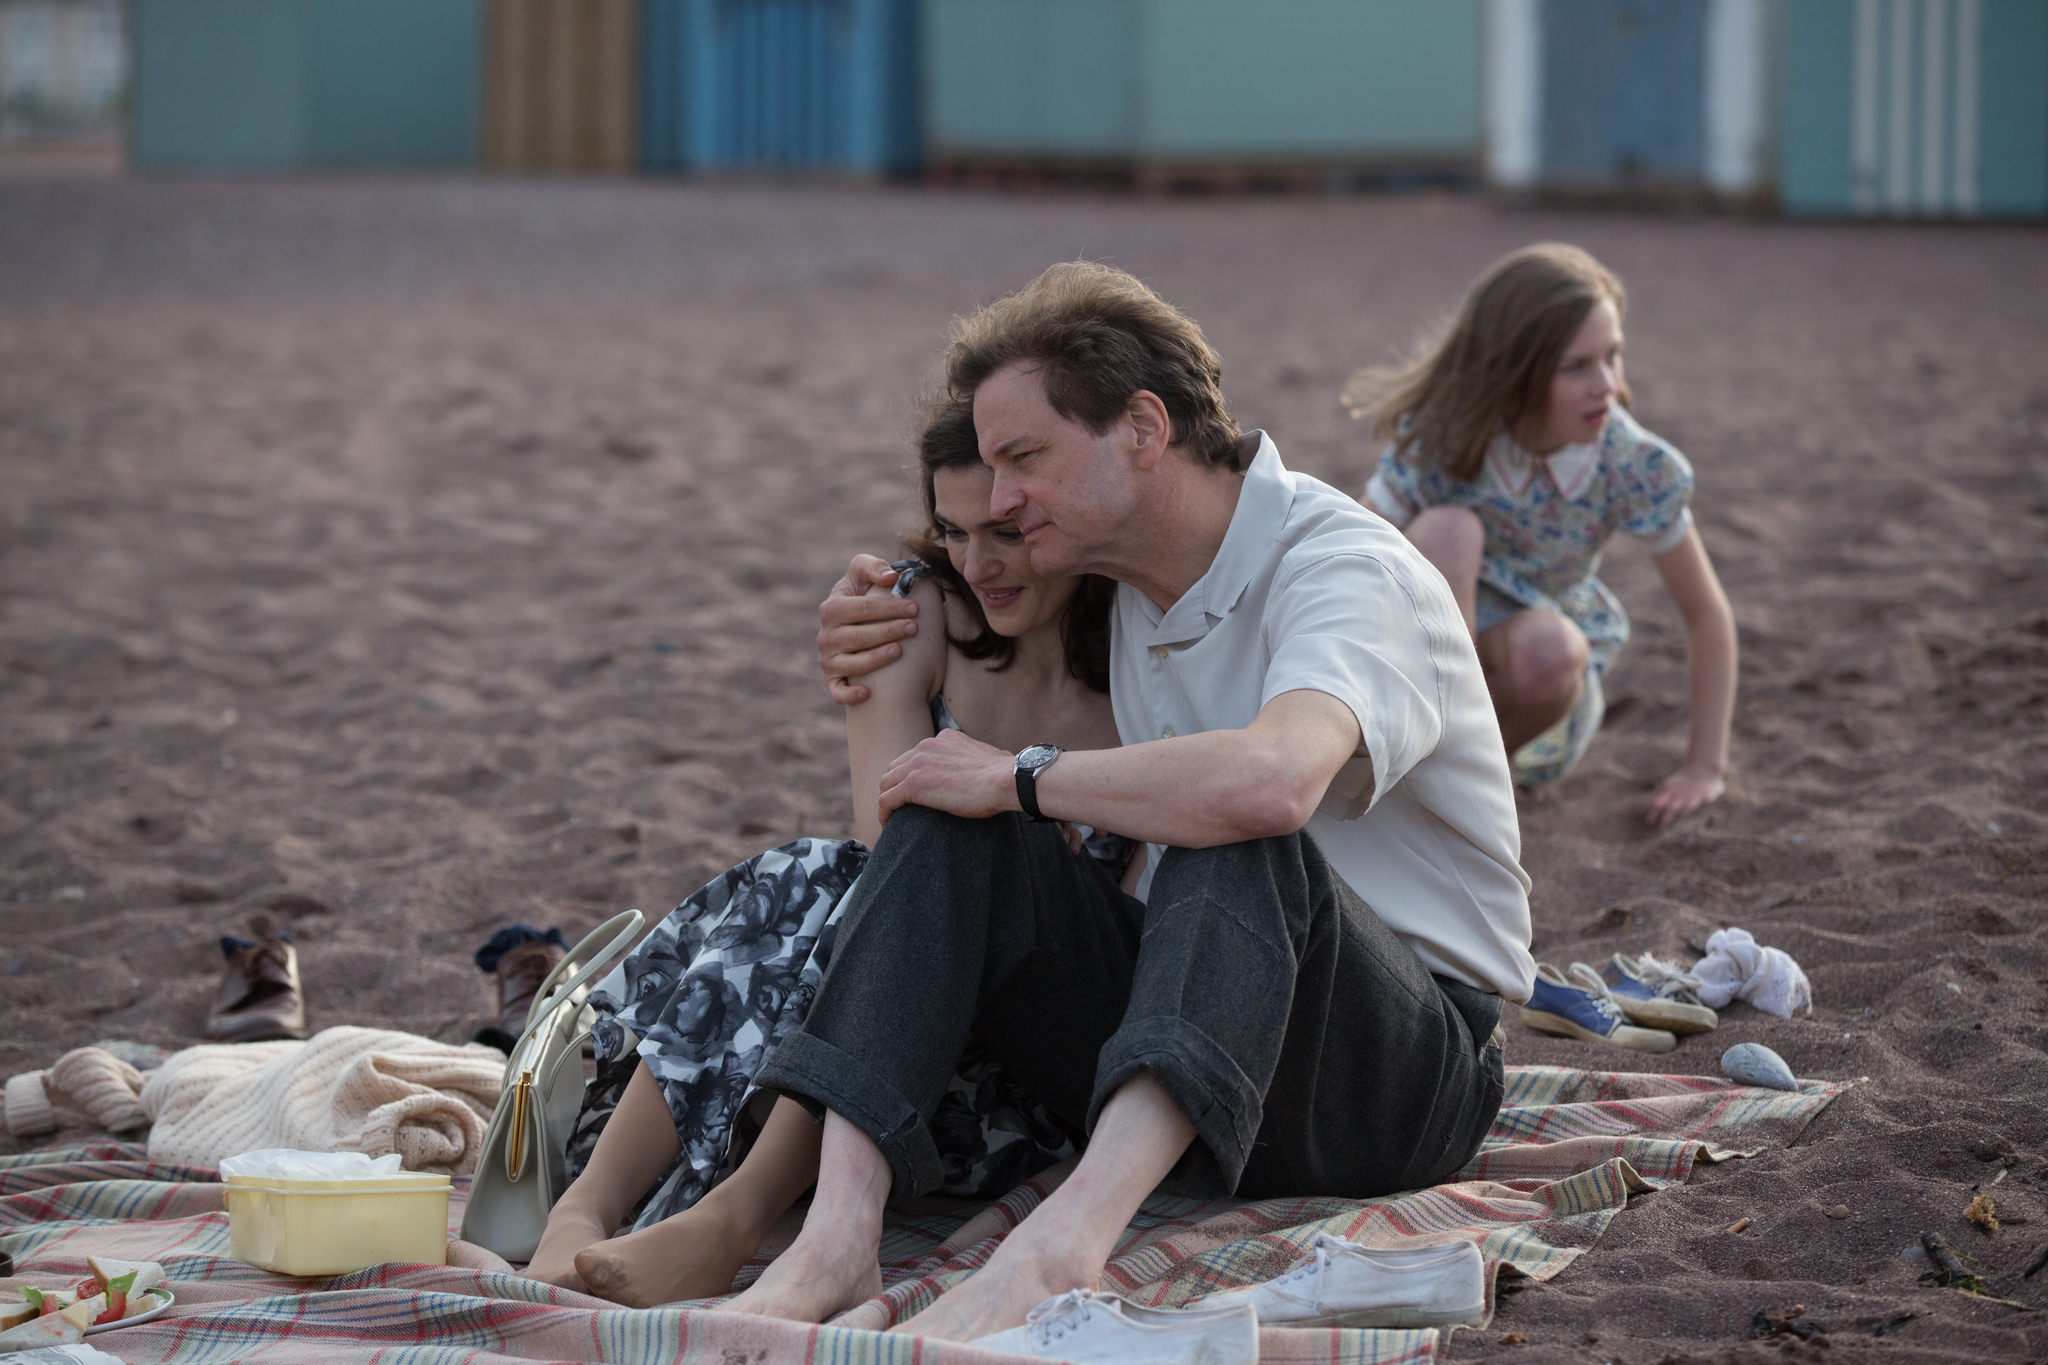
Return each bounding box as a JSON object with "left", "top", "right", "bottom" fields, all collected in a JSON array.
[
  {"left": 1162, "top": 726, "right": 1176, "bottom": 738},
  {"left": 1151, "top": 645, "right": 1168, "bottom": 659}
]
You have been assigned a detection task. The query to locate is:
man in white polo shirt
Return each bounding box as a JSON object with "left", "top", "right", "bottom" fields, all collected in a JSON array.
[{"left": 730, "top": 263, "right": 1534, "bottom": 1341}]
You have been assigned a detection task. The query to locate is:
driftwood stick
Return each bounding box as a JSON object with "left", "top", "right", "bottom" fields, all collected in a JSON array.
[{"left": 1921, "top": 1230, "right": 1967, "bottom": 1285}]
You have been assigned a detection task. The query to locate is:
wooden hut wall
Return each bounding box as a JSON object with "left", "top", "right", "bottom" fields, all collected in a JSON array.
[{"left": 484, "top": 0, "right": 637, "bottom": 172}]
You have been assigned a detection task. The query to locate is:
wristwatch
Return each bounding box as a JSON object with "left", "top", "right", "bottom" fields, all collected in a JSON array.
[{"left": 1014, "top": 744, "right": 1063, "bottom": 823}]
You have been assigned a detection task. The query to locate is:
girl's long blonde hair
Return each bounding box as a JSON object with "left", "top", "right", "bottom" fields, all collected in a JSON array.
[{"left": 1344, "top": 243, "right": 1631, "bottom": 483}]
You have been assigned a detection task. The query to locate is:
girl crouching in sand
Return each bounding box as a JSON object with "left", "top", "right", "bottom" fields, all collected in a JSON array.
[
  {"left": 519, "top": 398, "right": 1132, "bottom": 1306},
  {"left": 1349, "top": 243, "right": 1736, "bottom": 827}
]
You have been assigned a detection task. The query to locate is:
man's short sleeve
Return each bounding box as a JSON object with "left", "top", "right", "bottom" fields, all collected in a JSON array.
[
  {"left": 1616, "top": 438, "right": 1696, "bottom": 554},
  {"left": 1261, "top": 550, "right": 1443, "bottom": 820}
]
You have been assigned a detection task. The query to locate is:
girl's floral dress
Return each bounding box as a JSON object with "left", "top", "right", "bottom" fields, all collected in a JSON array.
[{"left": 1365, "top": 404, "right": 1695, "bottom": 785}]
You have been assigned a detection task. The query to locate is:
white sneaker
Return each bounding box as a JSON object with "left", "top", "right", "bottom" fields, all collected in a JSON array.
[
  {"left": 969, "top": 1289, "right": 1258, "bottom": 1365},
  {"left": 1192, "top": 1234, "right": 1486, "bottom": 1329}
]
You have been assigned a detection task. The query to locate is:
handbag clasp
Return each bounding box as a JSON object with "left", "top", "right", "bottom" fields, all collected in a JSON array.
[{"left": 506, "top": 1069, "right": 534, "bottom": 1181}]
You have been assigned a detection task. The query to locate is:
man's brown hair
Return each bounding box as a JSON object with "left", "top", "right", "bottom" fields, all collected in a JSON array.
[
  {"left": 1344, "top": 242, "right": 1630, "bottom": 482},
  {"left": 945, "top": 261, "right": 1243, "bottom": 469}
]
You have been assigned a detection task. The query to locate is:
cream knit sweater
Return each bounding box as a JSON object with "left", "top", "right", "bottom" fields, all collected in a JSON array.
[{"left": 3, "top": 1027, "right": 505, "bottom": 1175}]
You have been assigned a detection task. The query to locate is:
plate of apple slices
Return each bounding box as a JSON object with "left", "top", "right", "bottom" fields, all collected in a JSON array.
[{"left": 0, "top": 1253, "right": 174, "bottom": 1349}]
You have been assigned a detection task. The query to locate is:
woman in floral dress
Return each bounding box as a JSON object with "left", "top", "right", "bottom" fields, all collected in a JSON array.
[
  {"left": 1350, "top": 243, "right": 1737, "bottom": 826},
  {"left": 521, "top": 398, "right": 1138, "bottom": 1306}
]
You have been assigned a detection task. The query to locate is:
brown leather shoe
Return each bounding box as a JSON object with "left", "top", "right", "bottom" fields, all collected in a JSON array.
[
  {"left": 205, "top": 929, "right": 307, "bottom": 1042},
  {"left": 492, "top": 939, "right": 566, "bottom": 1037}
]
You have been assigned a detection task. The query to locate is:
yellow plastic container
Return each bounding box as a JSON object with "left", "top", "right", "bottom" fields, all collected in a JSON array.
[{"left": 225, "top": 1170, "right": 451, "bottom": 1276}]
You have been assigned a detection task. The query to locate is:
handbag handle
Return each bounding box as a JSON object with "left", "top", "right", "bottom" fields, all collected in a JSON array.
[{"left": 500, "top": 909, "right": 644, "bottom": 1088}]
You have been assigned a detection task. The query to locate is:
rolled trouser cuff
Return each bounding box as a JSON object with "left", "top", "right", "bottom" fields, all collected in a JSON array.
[
  {"left": 1090, "top": 1014, "right": 1264, "bottom": 1192},
  {"left": 756, "top": 1030, "right": 945, "bottom": 1201}
]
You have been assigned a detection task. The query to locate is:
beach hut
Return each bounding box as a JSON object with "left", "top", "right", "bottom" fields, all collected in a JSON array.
[
  {"left": 921, "top": 0, "right": 1483, "bottom": 188},
  {"left": 637, "top": 0, "right": 919, "bottom": 176},
  {"left": 482, "top": 0, "right": 637, "bottom": 173},
  {"left": 0, "top": 0, "right": 125, "bottom": 141},
  {"left": 1484, "top": 0, "right": 1772, "bottom": 198},
  {"left": 1777, "top": 0, "right": 2048, "bottom": 218},
  {"left": 128, "top": 0, "right": 479, "bottom": 170}
]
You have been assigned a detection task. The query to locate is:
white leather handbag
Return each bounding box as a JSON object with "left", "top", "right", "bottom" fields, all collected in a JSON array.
[{"left": 460, "top": 909, "right": 643, "bottom": 1263}]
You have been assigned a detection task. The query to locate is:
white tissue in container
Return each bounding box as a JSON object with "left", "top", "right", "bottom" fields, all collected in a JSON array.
[
  {"left": 221, "top": 1148, "right": 448, "bottom": 1276},
  {"left": 219, "top": 1150, "right": 405, "bottom": 1181}
]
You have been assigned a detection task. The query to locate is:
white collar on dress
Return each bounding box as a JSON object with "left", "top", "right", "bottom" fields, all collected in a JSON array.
[{"left": 1485, "top": 431, "right": 1600, "bottom": 502}]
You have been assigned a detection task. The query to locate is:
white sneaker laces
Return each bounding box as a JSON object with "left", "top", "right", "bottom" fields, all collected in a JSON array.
[
  {"left": 1626, "top": 953, "right": 1706, "bottom": 1001},
  {"left": 1564, "top": 965, "right": 1630, "bottom": 1027},
  {"left": 1274, "top": 1234, "right": 1365, "bottom": 1294},
  {"left": 1026, "top": 1290, "right": 1098, "bottom": 1346}
]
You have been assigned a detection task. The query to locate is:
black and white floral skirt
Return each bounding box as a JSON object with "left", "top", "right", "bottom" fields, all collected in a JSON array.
[{"left": 566, "top": 837, "right": 1078, "bottom": 1231}]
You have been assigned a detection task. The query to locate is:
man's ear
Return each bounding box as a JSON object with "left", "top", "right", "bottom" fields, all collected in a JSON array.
[{"left": 1125, "top": 390, "right": 1172, "bottom": 471}]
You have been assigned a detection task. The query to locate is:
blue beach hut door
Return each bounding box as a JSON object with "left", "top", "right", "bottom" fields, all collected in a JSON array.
[
  {"left": 1540, "top": 0, "right": 1708, "bottom": 187},
  {"left": 656, "top": 0, "right": 917, "bottom": 174},
  {"left": 707, "top": 0, "right": 852, "bottom": 168}
]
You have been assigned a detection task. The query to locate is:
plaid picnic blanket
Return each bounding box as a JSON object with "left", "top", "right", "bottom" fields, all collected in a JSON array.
[{"left": 0, "top": 1066, "right": 1840, "bottom": 1364}]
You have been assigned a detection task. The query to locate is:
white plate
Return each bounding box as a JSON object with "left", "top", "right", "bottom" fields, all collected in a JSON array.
[{"left": 84, "top": 1288, "right": 174, "bottom": 1334}]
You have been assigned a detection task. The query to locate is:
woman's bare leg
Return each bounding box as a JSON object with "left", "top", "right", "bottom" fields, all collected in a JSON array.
[
  {"left": 524, "top": 1060, "right": 680, "bottom": 1291},
  {"left": 717, "top": 1109, "right": 889, "bottom": 1321},
  {"left": 576, "top": 1096, "right": 824, "bottom": 1307},
  {"left": 1478, "top": 608, "right": 1589, "bottom": 751},
  {"left": 1404, "top": 506, "right": 1484, "bottom": 634},
  {"left": 893, "top": 1070, "right": 1194, "bottom": 1342}
]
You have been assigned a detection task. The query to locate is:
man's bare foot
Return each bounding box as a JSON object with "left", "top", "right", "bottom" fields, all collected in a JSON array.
[
  {"left": 895, "top": 1230, "right": 1096, "bottom": 1342},
  {"left": 575, "top": 1201, "right": 763, "bottom": 1308},
  {"left": 523, "top": 1201, "right": 609, "bottom": 1293},
  {"left": 719, "top": 1220, "right": 883, "bottom": 1322}
]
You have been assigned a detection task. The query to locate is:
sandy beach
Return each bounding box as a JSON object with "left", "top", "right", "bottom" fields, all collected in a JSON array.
[{"left": 1, "top": 175, "right": 2044, "bottom": 1361}]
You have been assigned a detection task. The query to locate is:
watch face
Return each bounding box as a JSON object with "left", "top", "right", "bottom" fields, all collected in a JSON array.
[{"left": 1016, "top": 744, "right": 1060, "bottom": 770}]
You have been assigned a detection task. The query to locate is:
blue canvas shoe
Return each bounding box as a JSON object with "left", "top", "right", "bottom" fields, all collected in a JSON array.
[
  {"left": 1591, "top": 954, "right": 1719, "bottom": 1035},
  {"left": 1520, "top": 964, "right": 1678, "bottom": 1054}
]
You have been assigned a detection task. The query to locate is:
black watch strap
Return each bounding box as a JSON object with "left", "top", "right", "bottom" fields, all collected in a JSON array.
[
  {"left": 1014, "top": 745, "right": 1061, "bottom": 822},
  {"left": 1015, "top": 768, "right": 1048, "bottom": 822}
]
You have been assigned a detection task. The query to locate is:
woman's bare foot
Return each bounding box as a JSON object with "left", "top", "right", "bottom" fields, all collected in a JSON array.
[
  {"left": 523, "top": 1200, "right": 609, "bottom": 1293},
  {"left": 719, "top": 1216, "right": 884, "bottom": 1322},
  {"left": 575, "top": 1200, "right": 763, "bottom": 1308},
  {"left": 894, "top": 1230, "right": 1093, "bottom": 1342}
]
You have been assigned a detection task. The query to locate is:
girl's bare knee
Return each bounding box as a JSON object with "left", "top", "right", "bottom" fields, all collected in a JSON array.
[{"left": 1509, "top": 613, "right": 1585, "bottom": 703}]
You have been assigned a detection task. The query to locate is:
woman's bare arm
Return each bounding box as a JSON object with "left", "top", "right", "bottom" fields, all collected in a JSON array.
[
  {"left": 844, "top": 574, "right": 947, "bottom": 846},
  {"left": 1646, "top": 527, "right": 1737, "bottom": 828},
  {"left": 817, "top": 555, "right": 921, "bottom": 704}
]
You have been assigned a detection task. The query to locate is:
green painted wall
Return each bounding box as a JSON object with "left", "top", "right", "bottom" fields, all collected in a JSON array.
[
  {"left": 131, "top": 0, "right": 308, "bottom": 167},
  {"left": 1777, "top": 0, "right": 2045, "bottom": 217},
  {"left": 1776, "top": 0, "right": 1855, "bottom": 214},
  {"left": 305, "top": 0, "right": 480, "bottom": 166},
  {"left": 131, "top": 0, "right": 480, "bottom": 169},
  {"left": 1977, "top": 0, "right": 2048, "bottom": 216},
  {"left": 1139, "top": 0, "right": 1480, "bottom": 158},
  {"left": 924, "top": 0, "right": 1481, "bottom": 161},
  {"left": 925, "top": 0, "right": 1139, "bottom": 154}
]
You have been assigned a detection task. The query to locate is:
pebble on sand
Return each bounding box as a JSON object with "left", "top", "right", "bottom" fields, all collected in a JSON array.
[{"left": 1722, "top": 1042, "right": 1800, "bottom": 1091}]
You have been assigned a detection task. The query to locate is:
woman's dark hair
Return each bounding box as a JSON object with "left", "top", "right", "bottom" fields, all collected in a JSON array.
[{"left": 898, "top": 396, "right": 1115, "bottom": 694}]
